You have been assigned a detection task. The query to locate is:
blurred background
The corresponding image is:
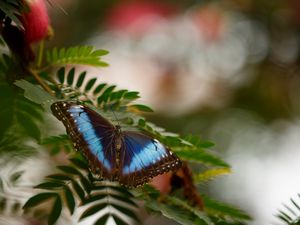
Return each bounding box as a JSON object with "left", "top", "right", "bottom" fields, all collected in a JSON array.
[{"left": 46, "top": 0, "right": 300, "bottom": 224}]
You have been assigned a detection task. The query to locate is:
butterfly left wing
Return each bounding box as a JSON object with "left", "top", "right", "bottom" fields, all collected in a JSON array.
[
  {"left": 51, "top": 101, "right": 118, "bottom": 180},
  {"left": 118, "top": 131, "right": 181, "bottom": 187}
]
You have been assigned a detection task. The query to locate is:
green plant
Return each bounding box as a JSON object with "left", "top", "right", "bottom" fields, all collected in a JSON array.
[
  {"left": 0, "top": 2, "right": 251, "bottom": 225},
  {"left": 277, "top": 194, "right": 300, "bottom": 225}
]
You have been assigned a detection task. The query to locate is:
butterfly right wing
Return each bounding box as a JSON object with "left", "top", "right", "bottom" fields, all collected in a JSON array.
[
  {"left": 118, "top": 131, "right": 181, "bottom": 187},
  {"left": 51, "top": 101, "right": 117, "bottom": 180}
]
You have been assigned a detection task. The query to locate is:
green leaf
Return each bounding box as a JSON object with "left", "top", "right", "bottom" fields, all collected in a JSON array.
[
  {"left": 145, "top": 200, "right": 210, "bottom": 225},
  {"left": 57, "top": 166, "right": 82, "bottom": 176},
  {"left": 112, "top": 204, "right": 140, "bottom": 222},
  {"left": 64, "top": 186, "right": 75, "bottom": 214},
  {"left": 111, "top": 194, "right": 137, "bottom": 207},
  {"left": 176, "top": 149, "right": 230, "bottom": 168},
  {"left": 67, "top": 68, "right": 75, "bottom": 86},
  {"left": 48, "top": 195, "right": 62, "bottom": 225},
  {"left": 76, "top": 71, "right": 86, "bottom": 88},
  {"left": 0, "top": 178, "right": 3, "bottom": 192},
  {"left": 69, "top": 157, "right": 89, "bottom": 170},
  {"left": 57, "top": 67, "right": 65, "bottom": 84},
  {"left": 138, "top": 118, "right": 146, "bottom": 127},
  {"left": 0, "top": 1, "right": 25, "bottom": 28},
  {"left": 184, "top": 135, "right": 215, "bottom": 149},
  {"left": 82, "top": 194, "right": 107, "bottom": 205},
  {"left": 94, "top": 214, "right": 110, "bottom": 225},
  {"left": 108, "top": 90, "right": 127, "bottom": 103},
  {"left": 85, "top": 78, "right": 97, "bottom": 91},
  {"left": 18, "top": 100, "right": 43, "bottom": 121},
  {"left": 16, "top": 110, "right": 41, "bottom": 141},
  {"left": 97, "top": 85, "right": 116, "bottom": 104},
  {"left": 23, "top": 193, "right": 56, "bottom": 209},
  {"left": 194, "top": 168, "right": 231, "bottom": 183},
  {"left": 35, "top": 182, "right": 64, "bottom": 190},
  {"left": 276, "top": 194, "right": 300, "bottom": 224},
  {"left": 14, "top": 80, "right": 56, "bottom": 108},
  {"left": 79, "top": 203, "right": 107, "bottom": 220},
  {"left": 42, "top": 135, "right": 70, "bottom": 145},
  {"left": 9, "top": 171, "right": 23, "bottom": 183},
  {"left": 123, "top": 91, "right": 140, "bottom": 100},
  {"left": 108, "top": 185, "right": 134, "bottom": 198},
  {"left": 72, "top": 180, "right": 85, "bottom": 201},
  {"left": 46, "top": 174, "right": 72, "bottom": 182},
  {"left": 129, "top": 104, "right": 153, "bottom": 112},
  {"left": 137, "top": 185, "right": 161, "bottom": 199},
  {"left": 0, "top": 198, "right": 6, "bottom": 211},
  {"left": 168, "top": 197, "right": 213, "bottom": 225},
  {"left": 80, "top": 176, "right": 92, "bottom": 193},
  {"left": 12, "top": 202, "right": 21, "bottom": 213},
  {"left": 203, "top": 196, "right": 251, "bottom": 221},
  {"left": 199, "top": 141, "right": 215, "bottom": 148},
  {"left": 93, "top": 83, "right": 107, "bottom": 95},
  {"left": 46, "top": 46, "right": 109, "bottom": 67},
  {"left": 112, "top": 215, "right": 129, "bottom": 225}
]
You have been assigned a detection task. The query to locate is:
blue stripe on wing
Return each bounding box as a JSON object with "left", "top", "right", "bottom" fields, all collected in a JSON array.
[
  {"left": 122, "top": 134, "right": 167, "bottom": 174},
  {"left": 68, "top": 106, "right": 112, "bottom": 170}
]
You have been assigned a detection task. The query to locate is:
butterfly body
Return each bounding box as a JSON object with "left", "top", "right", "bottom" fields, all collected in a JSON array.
[{"left": 51, "top": 101, "right": 181, "bottom": 187}]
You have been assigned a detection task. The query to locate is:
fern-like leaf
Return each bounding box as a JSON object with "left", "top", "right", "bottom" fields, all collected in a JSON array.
[
  {"left": 46, "top": 46, "right": 109, "bottom": 67},
  {"left": 277, "top": 194, "right": 300, "bottom": 224},
  {"left": 52, "top": 67, "right": 143, "bottom": 110},
  {"left": 24, "top": 156, "right": 139, "bottom": 225},
  {"left": 203, "top": 195, "right": 251, "bottom": 222},
  {"left": 0, "top": 81, "right": 44, "bottom": 143},
  {"left": 0, "top": 0, "right": 26, "bottom": 28},
  {"left": 41, "top": 134, "right": 72, "bottom": 155},
  {"left": 194, "top": 168, "right": 231, "bottom": 183},
  {"left": 138, "top": 185, "right": 213, "bottom": 225}
]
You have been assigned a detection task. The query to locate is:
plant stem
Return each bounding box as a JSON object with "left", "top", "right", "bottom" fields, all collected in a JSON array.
[
  {"left": 30, "top": 69, "right": 54, "bottom": 96},
  {"left": 37, "top": 40, "right": 45, "bottom": 68}
]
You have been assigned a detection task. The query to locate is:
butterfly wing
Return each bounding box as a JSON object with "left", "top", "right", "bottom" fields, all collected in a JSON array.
[
  {"left": 118, "top": 131, "right": 181, "bottom": 187},
  {"left": 51, "top": 101, "right": 117, "bottom": 180}
]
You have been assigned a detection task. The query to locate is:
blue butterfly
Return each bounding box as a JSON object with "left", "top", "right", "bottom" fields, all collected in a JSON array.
[{"left": 51, "top": 101, "right": 181, "bottom": 187}]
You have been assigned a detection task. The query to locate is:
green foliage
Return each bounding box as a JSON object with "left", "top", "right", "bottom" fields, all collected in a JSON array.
[
  {"left": 137, "top": 185, "right": 213, "bottom": 225},
  {"left": 0, "top": 79, "right": 44, "bottom": 159},
  {"left": 0, "top": 0, "right": 26, "bottom": 28},
  {"left": 15, "top": 79, "right": 56, "bottom": 110},
  {"left": 46, "top": 46, "right": 109, "bottom": 67},
  {"left": 13, "top": 69, "right": 251, "bottom": 225},
  {"left": 51, "top": 66, "right": 152, "bottom": 113},
  {"left": 10, "top": 67, "right": 250, "bottom": 224},
  {"left": 0, "top": 83, "right": 43, "bottom": 141},
  {"left": 203, "top": 196, "right": 251, "bottom": 222},
  {"left": 135, "top": 186, "right": 250, "bottom": 225},
  {"left": 194, "top": 168, "right": 231, "bottom": 183},
  {"left": 0, "top": 7, "right": 251, "bottom": 223},
  {"left": 0, "top": 54, "right": 13, "bottom": 78},
  {"left": 24, "top": 156, "right": 139, "bottom": 225},
  {"left": 277, "top": 194, "right": 300, "bottom": 225},
  {"left": 0, "top": 170, "right": 24, "bottom": 216},
  {"left": 41, "top": 134, "right": 72, "bottom": 155}
]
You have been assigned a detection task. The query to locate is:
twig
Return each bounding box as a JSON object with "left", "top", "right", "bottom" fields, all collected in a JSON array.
[
  {"left": 36, "top": 40, "right": 44, "bottom": 68},
  {"left": 30, "top": 69, "right": 54, "bottom": 96}
]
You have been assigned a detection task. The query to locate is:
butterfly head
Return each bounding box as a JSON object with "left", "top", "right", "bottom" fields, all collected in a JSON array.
[{"left": 115, "top": 125, "right": 122, "bottom": 133}]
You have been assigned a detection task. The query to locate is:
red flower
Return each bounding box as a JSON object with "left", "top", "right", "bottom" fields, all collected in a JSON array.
[{"left": 22, "top": 0, "right": 51, "bottom": 43}]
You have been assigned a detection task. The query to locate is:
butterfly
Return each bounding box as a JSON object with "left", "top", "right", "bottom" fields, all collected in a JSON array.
[{"left": 51, "top": 101, "right": 182, "bottom": 187}]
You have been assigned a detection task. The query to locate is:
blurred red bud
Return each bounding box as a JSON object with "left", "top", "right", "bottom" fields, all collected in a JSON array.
[
  {"left": 22, "top": 0, "right": 51, "bottom": 43},
  {"left": 106, "top": 1, "right": 177, "bottom": 36},
  {"left": 150, "top": 172, "right": 172, "bottom": 194}
]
